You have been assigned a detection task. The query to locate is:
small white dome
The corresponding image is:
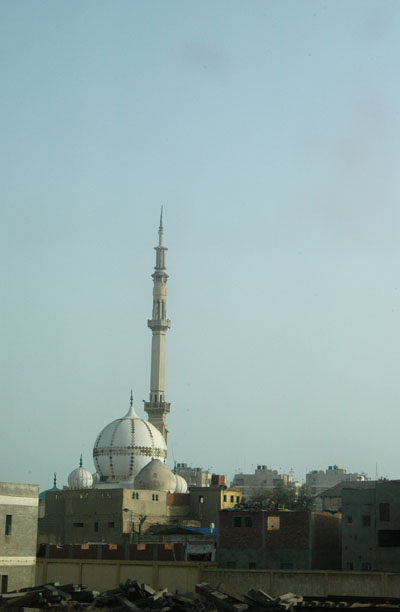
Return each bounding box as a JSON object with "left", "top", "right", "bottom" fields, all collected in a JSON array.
[
  {"left": 134, "top": 459, "right": 177, "bottom": 493},
  {"left": 68, "top": 459, "right": 93, "bottom": 490},
  {"left": 93, "top": 401, "right": 167, "bottom": 484},
  {"left": 174, "top": 473, "right": 188, "bottom": 494}
]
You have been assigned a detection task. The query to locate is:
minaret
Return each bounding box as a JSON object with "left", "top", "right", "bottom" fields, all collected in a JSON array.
[{"left": 144, "top": 208, "right": 171, "bottom": 441}]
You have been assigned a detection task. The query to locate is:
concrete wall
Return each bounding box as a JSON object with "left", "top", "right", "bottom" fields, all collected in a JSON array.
[
  {"left": 0, "top": 482, "right": 39, "bottom": 592},
  {"left": 36, "top": 559, "right": 400, "bottom": 598},
  {"left": 36, "top": 559, "right": 209, "bottom": 593}
]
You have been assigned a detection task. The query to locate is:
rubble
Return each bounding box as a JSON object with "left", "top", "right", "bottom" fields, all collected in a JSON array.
[{"left": 2, "top": 580, "right": 400, "bottom": 612}]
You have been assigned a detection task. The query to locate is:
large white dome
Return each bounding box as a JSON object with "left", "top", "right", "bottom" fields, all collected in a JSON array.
[{"left": 93, "top": 402, "right": 167, "bottom": 485}]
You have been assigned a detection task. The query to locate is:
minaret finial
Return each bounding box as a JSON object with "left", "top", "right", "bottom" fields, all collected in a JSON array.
[
  {"left": 79, "top": 454, "right": 82, "bottom": 468},
  {"left": 158, "top": 206, "right": 164, "bottom": 246},
  {"left": 130, "top": 389, "right": 133, "bottom": 407},
  {"left": 53, "top": 472, "right": 57, "bottom": 487}
]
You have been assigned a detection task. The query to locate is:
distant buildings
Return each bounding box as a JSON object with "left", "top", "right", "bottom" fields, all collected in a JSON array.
[
  {"left": 306, "top": 465, "right": 367, "bottom": 503},
  {"left": 231, "top": 465, "right": 299, "bottom": 500},
  {"left": 0, "top": 482, "right": 39, "bottom": 592},
  {"left": 175, "top": 464, "right": 212, "bottom": 488}
]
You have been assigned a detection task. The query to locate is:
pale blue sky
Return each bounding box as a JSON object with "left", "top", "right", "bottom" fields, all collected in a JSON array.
[{"left": 1, "top": 1, "right": 400, "bottom": 491}]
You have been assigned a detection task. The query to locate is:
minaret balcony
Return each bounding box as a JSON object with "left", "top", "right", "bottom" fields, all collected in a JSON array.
[{"left": 147, "top": 319, "right": 171, "bottom": 331}]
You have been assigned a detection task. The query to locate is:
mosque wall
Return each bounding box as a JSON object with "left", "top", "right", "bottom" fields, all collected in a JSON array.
[{"left": 38, "top": 488, "right": 192, "bottom": 546}]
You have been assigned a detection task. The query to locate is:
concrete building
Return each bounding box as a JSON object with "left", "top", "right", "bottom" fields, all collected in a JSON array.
[
  {"left": 231, "top": 465, "right": 297, "bottom": 500},
  {"left": 175, "top": 464, "right": 212, "bottom": 488},
  {"left": 342, "top": 480, "right": 400, "bottom": 572},
  {"left": 217, "top": 508, "right": 341, "bottom": 570},
  {"left": 0, "top": 482, "right": 39, "bottom": 592},
  {"left": 306, "top": 465, "right": 367, "bottom": 499}
]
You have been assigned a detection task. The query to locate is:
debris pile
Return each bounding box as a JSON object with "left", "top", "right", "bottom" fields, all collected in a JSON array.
[{"left": 2, "top": 581, "right": 400, "bottom": 612}]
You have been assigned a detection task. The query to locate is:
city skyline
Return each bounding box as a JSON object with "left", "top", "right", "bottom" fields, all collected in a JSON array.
[{"left": 1, "top": 1, "right": 400, "bottom": 491}]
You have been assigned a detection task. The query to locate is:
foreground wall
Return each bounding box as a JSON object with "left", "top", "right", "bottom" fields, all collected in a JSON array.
[
  {"left": 37, "top": 560, "right": 400, "bottom": 597},
  {"left": 36, "top": 559, "right": 209, "bottom": 594}
]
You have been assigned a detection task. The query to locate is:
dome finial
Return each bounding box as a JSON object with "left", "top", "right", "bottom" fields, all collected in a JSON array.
[
  {"left": 53, "top": 472, "right": 57, "bottom": 487},
  {"left": 130, "top": 389, "right": 133, "bottom": 408},
  {"left": 79, "top": 454, "right": 83, "bottom": 468}
]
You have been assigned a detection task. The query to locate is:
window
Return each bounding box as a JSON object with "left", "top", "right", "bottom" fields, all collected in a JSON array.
[
  {"left": 233, "top": 516, "right": 242, "bottom": 527},
  {"left": 346, "top": 562, "right": 354, "bottom": 570},
  {"left": 94, "top": 522, "right": 99, "bottom": 532},
  {"left": 198, "top": 496, "right": 204, "bottom": 503},
  {"left": 267, "top": 516, "right": 280, "bottom": 531},
  {"left": 362, "top": 562, "right": 372, "bottom": 571},
  {"left": 108, "top": 522, "right": 115, "bottom": 528},
  {"left": 136, "top": 492, "right": 139, "bottom": 499},
  {"left": 223, "top": 495, "right": 227, "bottom": 502},
  {"left": 5, "top": 515, "right": 12, "bottom": 536},
  {"left": 380, "top": 503, "right": 390, "bottom": 522},
  {"left": 73, "top": 522, "right": 83, "bottom": 527},
  {"left": 346, "top": 515, "right": 353, "bottom": 524},
  {"left": 155, "top": 494, "right": 158, "bottom": 501},
  {"left": 379, "top": 530, "right": 400, "bottom": 547},
  {"left": 230, "top": 495, "right": 234, "bottom": 502},
  {"left": 245, "top": 516, "right": 253, "bottom": 528},
  {"left": 362, "top": 515, "right": 371, "bottom": 527},
  {"left": 227, "top": 561, "right": 236, "bottom": 568},
  {"left": 236, "top": 496, "right": 240, "bottom": 503},
  {"left": 248, "top": 562, "right": 256, "bottom": 569},
  {"left": 1, "top": 575, "right": 8, "bottom": 594}
]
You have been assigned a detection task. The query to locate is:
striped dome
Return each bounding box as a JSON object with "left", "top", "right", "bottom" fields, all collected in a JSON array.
[{"left": 93, "top": 403, "right": 167, "bottom": 485}]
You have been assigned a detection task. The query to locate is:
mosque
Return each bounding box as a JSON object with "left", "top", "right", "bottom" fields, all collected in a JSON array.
[{"left": 38, "top": 213, "right": 241, "bottom": 545}]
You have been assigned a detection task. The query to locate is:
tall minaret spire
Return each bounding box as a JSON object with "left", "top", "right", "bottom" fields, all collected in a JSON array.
[{"left": 144, "top": 208, "right": 171, "bottom": 441}]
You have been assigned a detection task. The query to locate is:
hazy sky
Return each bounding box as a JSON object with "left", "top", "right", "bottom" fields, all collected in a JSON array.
[{"left": 2, "top": 1, "right": 400, "bottom": 492}]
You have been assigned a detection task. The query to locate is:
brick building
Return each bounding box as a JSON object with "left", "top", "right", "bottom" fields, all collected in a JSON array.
[{"left": 217, "top": 509, "right": 341, "bottom": 570}]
